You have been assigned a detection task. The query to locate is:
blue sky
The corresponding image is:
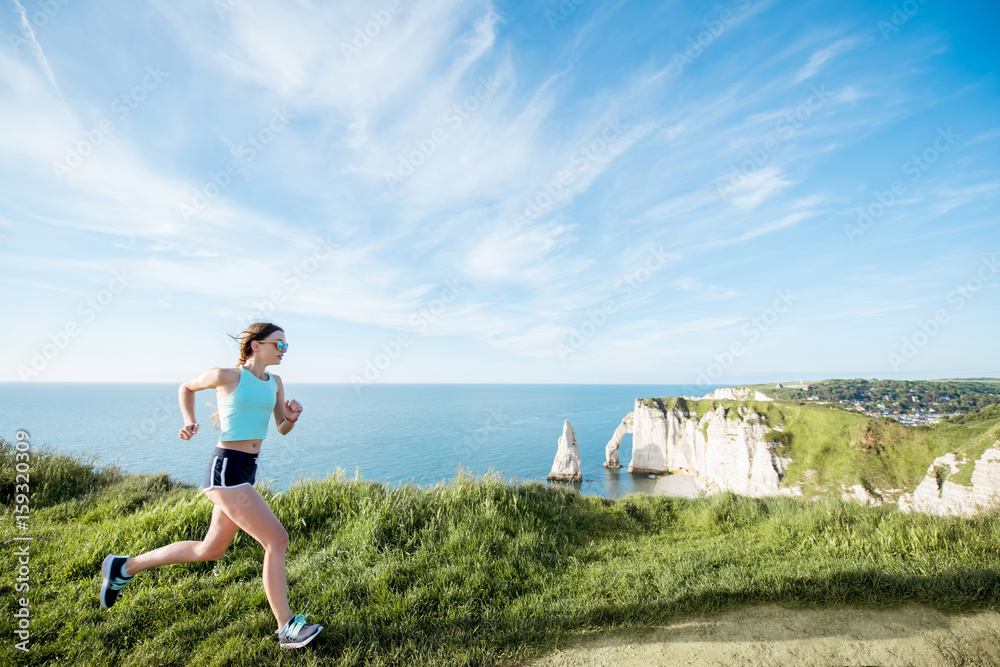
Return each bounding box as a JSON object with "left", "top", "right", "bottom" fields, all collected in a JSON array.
[{"left": 2, "top": 0, "right": 998, "bottom": 385}]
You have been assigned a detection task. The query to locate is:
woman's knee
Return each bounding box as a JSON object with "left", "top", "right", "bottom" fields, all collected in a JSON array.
[
  {"left": 196, "top": 542, "right": 229, "bottom": 562},
  {"left": 265, "top": 526, "right": 289, "bottom": 553},
  {"left": 254, "top": 524, "right": 289, "bottom": 553}
]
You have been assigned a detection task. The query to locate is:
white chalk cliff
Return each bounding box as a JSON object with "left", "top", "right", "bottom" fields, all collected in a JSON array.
[
  {"left": 608, "top": 399, "right": 790, "bottom": 497},
  {"left": 897, "top": 446, "right": 1000, "bottom": 517},
  {"left": 547, "top": 420, "right": 583, "bottom": 482},
  {"left": 691, "top": 387, "right": 774, "bottom": 401}
]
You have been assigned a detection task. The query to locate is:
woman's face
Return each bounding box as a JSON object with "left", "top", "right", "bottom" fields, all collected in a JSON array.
[{"left": 252, "top": 331, "right": 287, "bottom": 365}]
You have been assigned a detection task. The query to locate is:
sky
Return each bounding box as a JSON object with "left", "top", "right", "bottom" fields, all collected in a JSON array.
[{"left": 1, "top": 0, "right": 998, "bottom": 386}]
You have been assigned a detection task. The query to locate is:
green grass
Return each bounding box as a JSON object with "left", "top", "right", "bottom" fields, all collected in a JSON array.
[
  {"left": 848, "top": 416, "right": 1000, "bottom": 493},
  {"left": 2, "top": 441, "right": 1000, "bottom": 666},
  {"left": 652, "top": 397, "right": 785, "bottom": 422}
]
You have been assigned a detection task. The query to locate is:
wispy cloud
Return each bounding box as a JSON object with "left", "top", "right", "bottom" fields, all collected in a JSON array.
[
  {"left": 724, "top": 209, "right": 818, "bottom": 245},
  {"left": 928, "top": 183, "right": 998, "bottom": 215},
  {"left": 793, "top": 37, "right": 857, "bottom": 83},
  {"left": 1, "top": 0, "right": 998, "bottom": 382},
  {"left": 729, "top": 167, "right": 796, "bottom": 210},
  {"left": 967, "top": 128, "right": 1000, "bottom": 145},
  {"left": 10, "top": 0, "right": 62, "bottom": 98}
]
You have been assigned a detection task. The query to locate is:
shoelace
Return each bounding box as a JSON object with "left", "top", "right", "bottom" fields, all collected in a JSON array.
[
  {"left": 109, "top": 577, "right": 132, "bottom": 590},
  {"left": 108, "top": 570, "right": 133, "bottom": 590},
  {"left": 277, "top": 613, "right": 312, "bottom": 638}
]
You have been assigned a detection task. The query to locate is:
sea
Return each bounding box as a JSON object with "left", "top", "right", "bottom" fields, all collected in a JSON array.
[{"left": 0, "top": 383, "right": 718, "bottom": 498}]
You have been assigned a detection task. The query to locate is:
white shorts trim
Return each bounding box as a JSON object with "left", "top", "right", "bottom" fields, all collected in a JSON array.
[{"left": 202, "top": 482, "right": 252, "bottom": 493}]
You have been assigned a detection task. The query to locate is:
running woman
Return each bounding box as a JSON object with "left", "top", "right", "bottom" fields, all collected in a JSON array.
[{"left": 99, "top": 322, "right": 323, "bottom": 650}]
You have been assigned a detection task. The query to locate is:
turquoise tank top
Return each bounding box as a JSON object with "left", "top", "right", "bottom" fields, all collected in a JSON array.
[{"left": 216, "top": 366, "right": 277, "bottom": 441}]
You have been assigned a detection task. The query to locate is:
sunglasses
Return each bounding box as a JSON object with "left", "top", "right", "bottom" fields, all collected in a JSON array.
[{"left": 256, "top": 340, "right": 289, "bottom": 352}]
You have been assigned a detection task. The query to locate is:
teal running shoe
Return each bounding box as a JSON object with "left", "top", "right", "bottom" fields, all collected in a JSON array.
[
  {"left": 277, "top": 613, "right": 323, "bottom": 649},
  {"left": 100, "top": 554, "right": 134, "bottom": 609}
]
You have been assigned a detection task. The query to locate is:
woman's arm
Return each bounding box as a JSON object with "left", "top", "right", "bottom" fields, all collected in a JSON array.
[
  {"left": 178, "top": 367, "right": 228, "bottom": 440},
  {"left": 272, "top": 375, "right": 303, "bottom": 435}
]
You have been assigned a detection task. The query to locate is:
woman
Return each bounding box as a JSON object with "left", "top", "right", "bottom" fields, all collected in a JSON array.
[{"left": 99, "top": 322, "right": 323, "bottom": 650}]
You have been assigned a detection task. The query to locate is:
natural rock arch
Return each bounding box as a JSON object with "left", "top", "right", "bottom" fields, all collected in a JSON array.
[{"left": 603, "top": 411, "right": 634, "bottom": 469}]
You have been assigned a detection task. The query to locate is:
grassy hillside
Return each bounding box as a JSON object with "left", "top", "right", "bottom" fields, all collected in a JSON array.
[
  {"left": 942, "top": 408, "right": 1000, "bottom": 486},
  {"left": 2, "top": 440, "right": 1000, "bottom": 666},
  {"left": 643, "top": 398, "right": 1000, "bottom": 496}
]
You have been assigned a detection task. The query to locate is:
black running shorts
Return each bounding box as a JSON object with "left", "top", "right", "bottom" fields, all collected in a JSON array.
[{"left": 202, "top": 446, "right": 258, "bottom": 491}]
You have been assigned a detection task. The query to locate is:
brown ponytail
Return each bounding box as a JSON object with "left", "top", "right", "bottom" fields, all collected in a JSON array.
[{"left": 209, "top": 403, "right": 222, "bottom": 431}]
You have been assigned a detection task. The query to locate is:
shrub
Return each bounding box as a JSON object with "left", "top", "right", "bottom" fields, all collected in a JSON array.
[
  {"left": 0, "top": 438, "right": 128, "bottom": 509},
  {"left": 933, "top": 464, "right": 950, "bottom": 496},
  {"left": 766, "top": 429, "right": 794, "bottom": 456}
]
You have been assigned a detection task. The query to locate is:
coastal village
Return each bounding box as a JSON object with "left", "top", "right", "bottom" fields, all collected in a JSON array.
[
  {"left": 771, "top": 380, "right": 994, "bottom": 426},
  {"left": 843, "top": 395, "right": 951, "bottom": 426}
]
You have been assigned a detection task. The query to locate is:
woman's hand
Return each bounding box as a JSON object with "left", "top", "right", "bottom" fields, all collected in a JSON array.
[
  {"left": 179, "top": 423, "right": 199, "bottom": 440},
  {"left": 284, "top": 400, "right": 303, "bottom": 423}
]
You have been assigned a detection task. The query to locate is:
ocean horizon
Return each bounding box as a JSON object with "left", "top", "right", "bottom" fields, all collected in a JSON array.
[{"left": 1, "top": 382, "right": 722, "bottom": 498}]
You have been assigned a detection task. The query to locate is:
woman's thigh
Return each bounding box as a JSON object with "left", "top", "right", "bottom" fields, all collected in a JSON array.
[{"left": 204, "top": 486, "right": 288, "bottom": 550}]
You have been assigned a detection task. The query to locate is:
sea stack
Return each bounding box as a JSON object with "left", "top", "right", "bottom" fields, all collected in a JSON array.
[{"left": 547, "top": 420, "right": 583, "bottom": 482}]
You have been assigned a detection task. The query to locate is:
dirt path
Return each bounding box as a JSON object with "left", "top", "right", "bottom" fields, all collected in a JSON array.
[{"left": 524, "top": 604, "right": 1000, "bottom": 667}]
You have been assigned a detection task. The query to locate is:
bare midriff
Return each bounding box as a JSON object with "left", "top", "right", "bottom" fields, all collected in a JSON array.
[{"left": 219, "top": 439, "right": 263, "bottom": 454}]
